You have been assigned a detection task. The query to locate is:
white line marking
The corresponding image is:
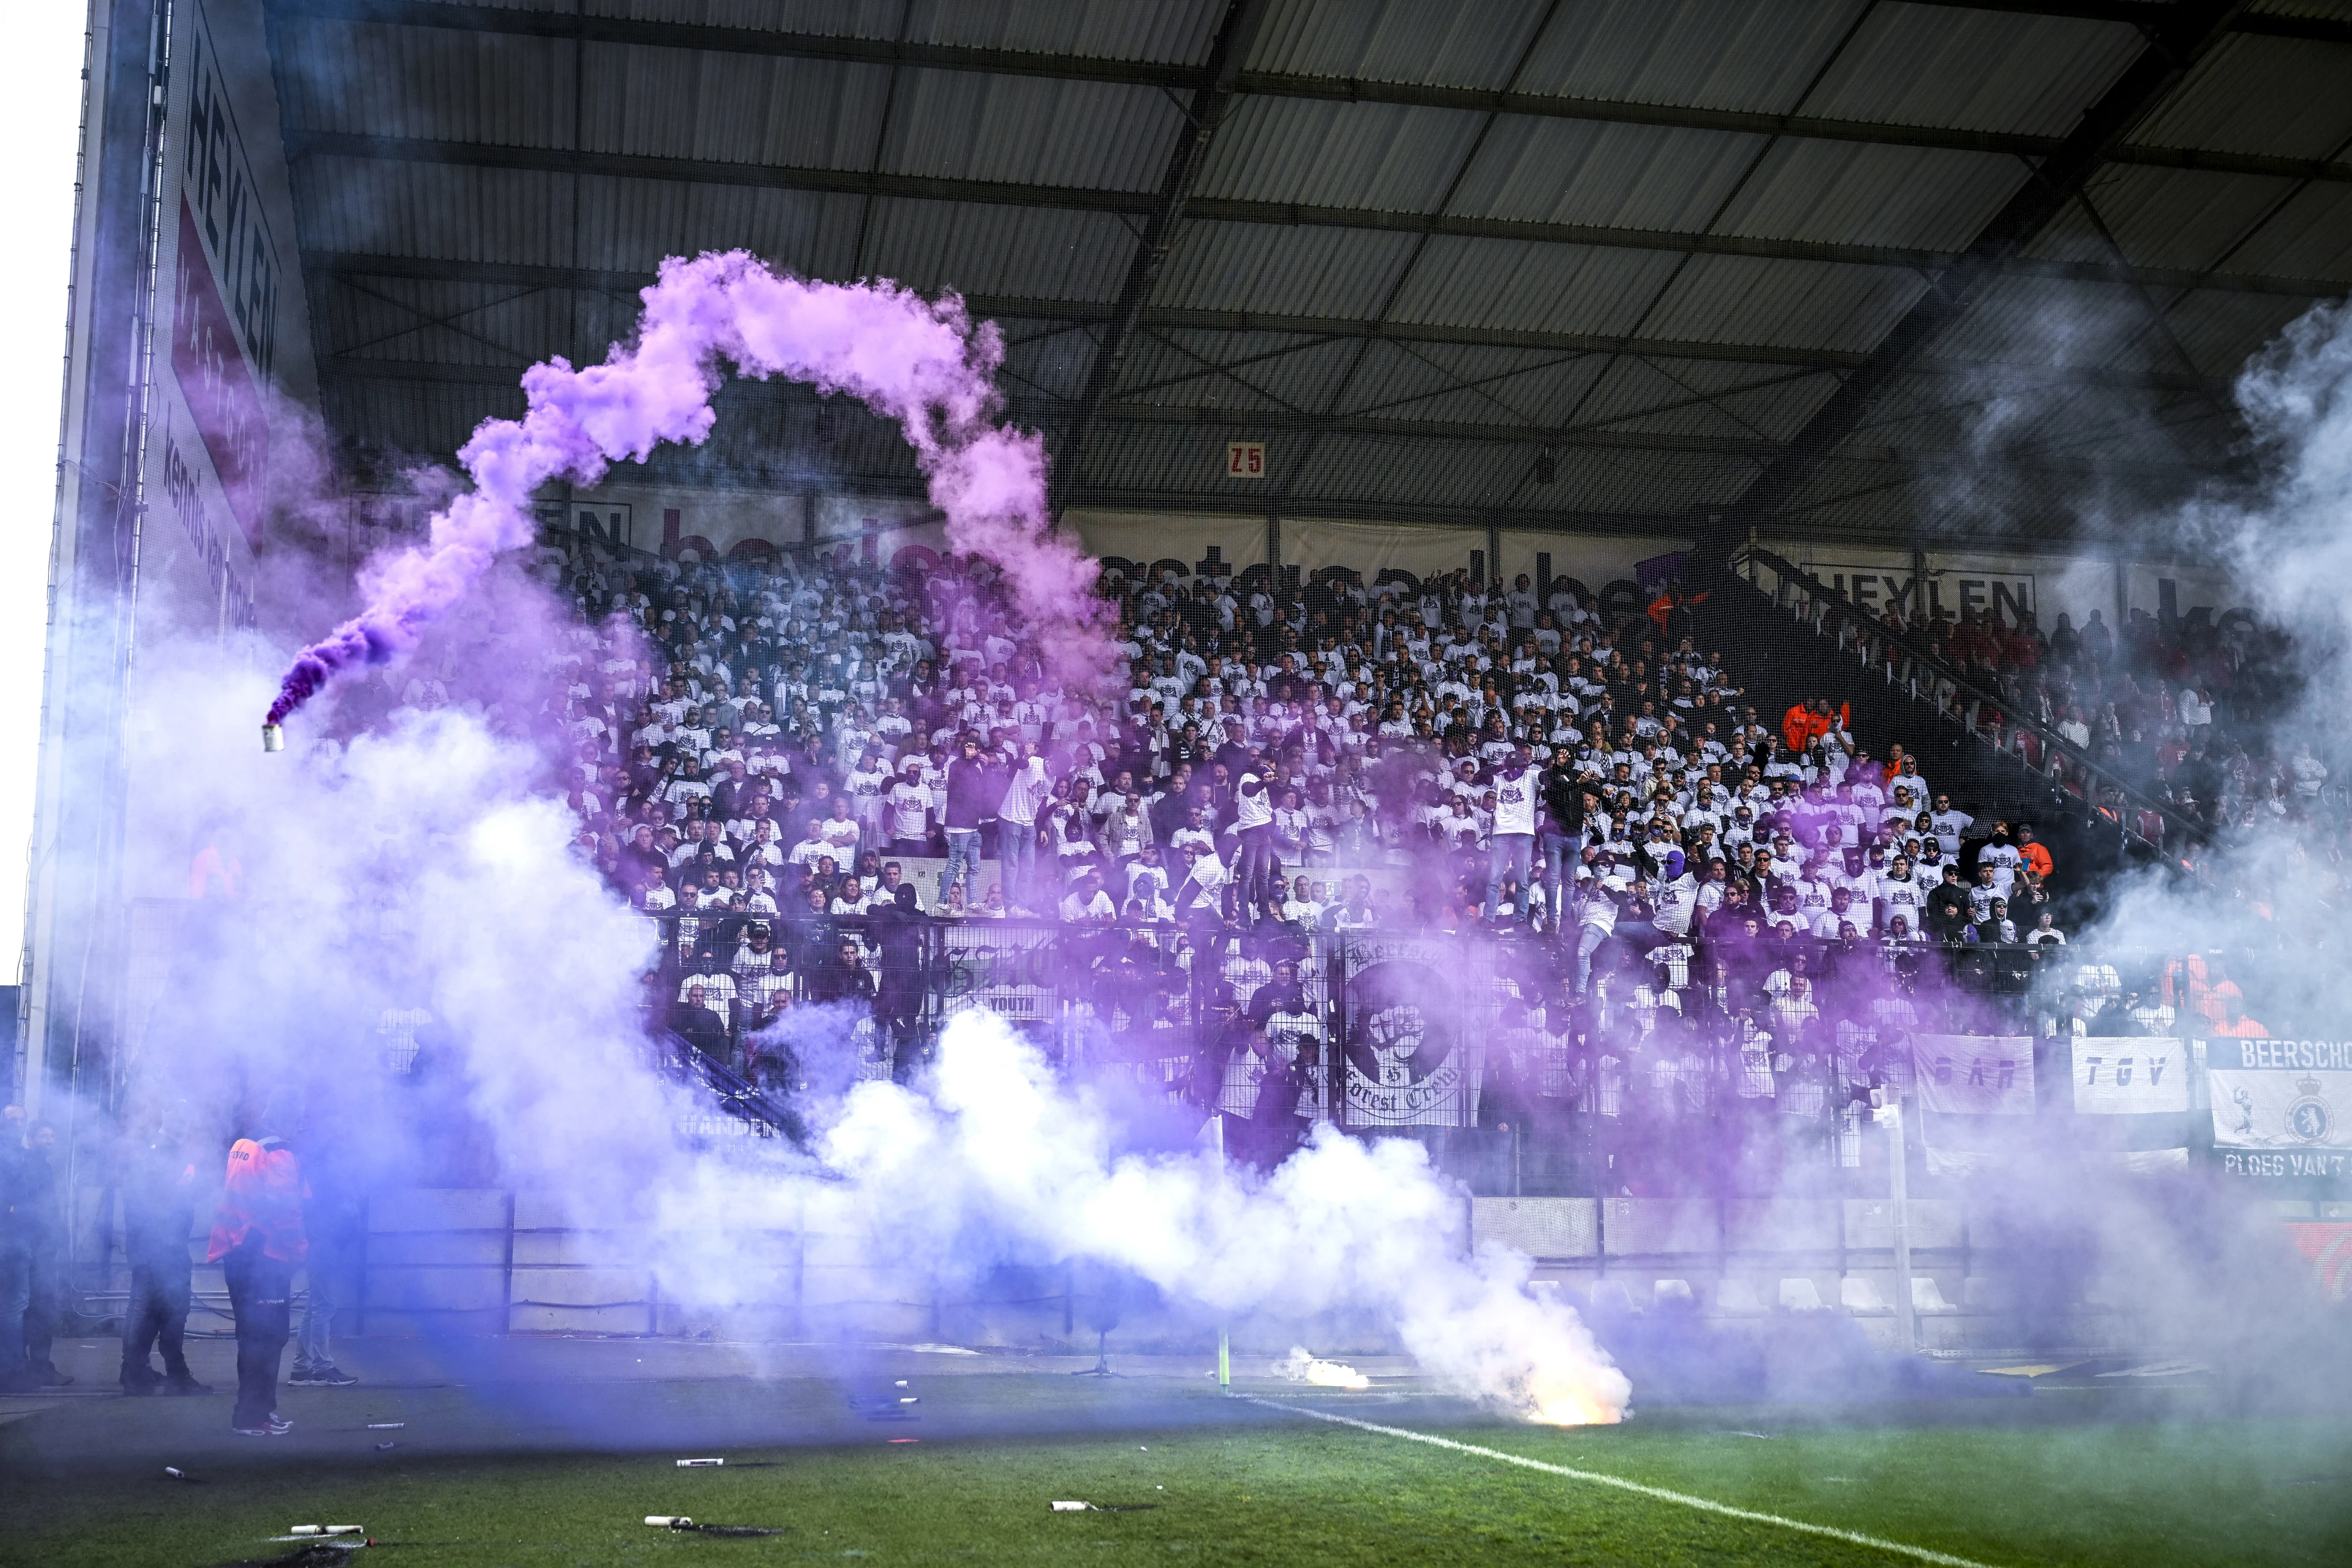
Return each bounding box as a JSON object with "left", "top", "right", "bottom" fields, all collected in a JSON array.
[{"left": 1239, "top": 1398, "right": 2002, "bottom": 1568}]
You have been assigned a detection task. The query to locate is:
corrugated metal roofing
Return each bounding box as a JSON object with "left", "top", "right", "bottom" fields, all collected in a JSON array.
[
  {"left": 282, "top": 0, "right": 2352, "bottom": 548},
  {"left": 1800, "top": 3, "right": 2141, "bottom": 137},
  {"left": 1446, "top": 119, "right": 1765, "bottom": 232},
  {"left": 1713, "top": 140, "right": 2027, "bottom": 251},
  {"left": 1510, "top": 0, "right": 1872, "bottom": 116},
  {"left": 1248, "top": 0, "right": 1552, "bottom": 88}
]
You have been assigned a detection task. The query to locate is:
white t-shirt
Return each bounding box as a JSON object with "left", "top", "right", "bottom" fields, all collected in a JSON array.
[
  {"left": 1235, "top": 772, "right": 1275, "bottom": 830},
  {"left": 1491, "top": 767, "right": 1537, "bottom": 835},
  {"left": 888, "top": 781, "right": 932, "bottom": 842}
]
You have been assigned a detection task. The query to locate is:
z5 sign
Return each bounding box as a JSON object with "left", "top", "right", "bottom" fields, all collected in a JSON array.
[{"left": 1226, "top": 441, "right": 1265, "bottom": 478}]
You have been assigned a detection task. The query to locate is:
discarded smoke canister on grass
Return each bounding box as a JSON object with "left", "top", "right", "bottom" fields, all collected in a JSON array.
[
  {"left": 364, "top": 1423, "right": 404, "bottom": 1431},
  {"left": 288, "top": 1527, "right": 365, "bottom": 1538},
  {"left": 644, "top": 1517, "right": 779, "bottom": 1536},
  {"left": 676, "top": 1457, "right": 724, "bottom": 1467},
  {"left": 163, "top": 1466, "right": 200, "bottom": 1483}
]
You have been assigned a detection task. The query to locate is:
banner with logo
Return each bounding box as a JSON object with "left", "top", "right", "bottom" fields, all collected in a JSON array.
[
  {"left": 1338, "top": 937, "right": 1492, "bottom": 1127},
  {"left": 2207, "top": 1039, "right": 2352, "bottom": 1183}
]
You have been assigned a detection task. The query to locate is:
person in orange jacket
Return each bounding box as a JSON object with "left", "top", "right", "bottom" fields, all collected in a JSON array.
[{"left": 208, "top": 1088, "right": 307, "bottom": 1436}]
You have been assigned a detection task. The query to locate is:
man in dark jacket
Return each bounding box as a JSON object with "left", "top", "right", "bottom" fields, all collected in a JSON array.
[
  {"left": 1539, "top": 768, "right": 1594, "bottom": 937},
  {"left": 872, "top": 886, "right": 930, "bottom": 1082},
  {"left": 119, "top": 1106, "right": 209, "bottom": 1395},
  {"left": 0, "top": 1106, "right": 34, "bottom": 1392},
  {"left": 941, "top": 733, "right": 993, "bottom": 908},
  {"left": 12, "top": 1121, "right": 67, "bottom": 1387}
]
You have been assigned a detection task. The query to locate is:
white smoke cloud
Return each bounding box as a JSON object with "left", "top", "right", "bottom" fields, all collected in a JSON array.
[{"left": 134, "top": 605, "right": 1627, "bottom": 1425}]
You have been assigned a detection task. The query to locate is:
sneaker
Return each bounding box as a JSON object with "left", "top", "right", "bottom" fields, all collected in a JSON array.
[
  {"left": 233, "top": 1425, "right": 276, "bottom": 1438},
  {"left": 160, "top": 1374, "right": 213, "bottom": 1396},
  {"left": 267, "top": 1415, "right": 294, "bottom": 1435},
  {"left": 287, "top": 1365, "right": 358, "bottom": 1388},
  {"left": 120, "top": 1373, "right": 160, "bottom": 1396}
]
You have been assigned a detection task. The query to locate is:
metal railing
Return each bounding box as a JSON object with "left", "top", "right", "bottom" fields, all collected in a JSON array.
[{"left": 1723, "top": 545, "right": 2206, "bottom": 861}]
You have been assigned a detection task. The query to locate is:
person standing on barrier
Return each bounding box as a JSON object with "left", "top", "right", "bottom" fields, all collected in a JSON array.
[
  {"left": 997, "top": 741, "right": 1053, "bottom": 911},
  {"left": 1229, "top": 752, "right": 1278, "bottom": 923},
  {"left": 119, "top": 1104, "right": 209, "bottom": 1396},
  {"left": 1540, "top": 769, "right": 1594, "bottom": 939},
  {"left": 941, "top": 733, "right": 990, "bottom": 909},
  {"left": 208, "top": 1088, "right": 307, "bottom": 1436},
  {"left": 1486, "top": 744, "right": 1539, "bottom": 925}
]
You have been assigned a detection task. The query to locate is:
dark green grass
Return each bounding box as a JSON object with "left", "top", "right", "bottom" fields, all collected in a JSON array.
[{"left": 2, "top": 1379, "right": 2347, "bottom": 1567}]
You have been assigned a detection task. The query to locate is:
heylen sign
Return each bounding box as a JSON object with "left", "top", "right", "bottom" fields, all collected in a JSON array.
[{"left": 1798, "top": 561, "right": 2036, "bottom": 624}]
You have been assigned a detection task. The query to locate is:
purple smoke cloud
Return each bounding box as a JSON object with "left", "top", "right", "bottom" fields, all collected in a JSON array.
[{"left": 266, "top": 254, "right": 1111, "bottom": 727}]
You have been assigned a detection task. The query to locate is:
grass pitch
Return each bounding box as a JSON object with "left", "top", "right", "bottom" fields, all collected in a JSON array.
[{"left": 2, "top": 1371, "right": 2348, "bottom": 1567}]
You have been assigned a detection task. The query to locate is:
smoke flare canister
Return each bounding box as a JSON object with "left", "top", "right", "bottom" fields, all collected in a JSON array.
[
  {"left": 645, "top": 1517, "right": 693, "bottom": 1528},
  {"left": 289, "top": 1526, "right": 364, "bottom": 1536},
  {"left": 677, "top": 1457, "right": 724, "bottom": 1467},
  {"left": 262, "top": 723, "right": 284, "bottom": 752}
]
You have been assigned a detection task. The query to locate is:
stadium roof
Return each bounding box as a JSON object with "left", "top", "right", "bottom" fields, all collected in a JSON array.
[{"left": 271, "top": 0, "right": 2352, "bottom": 551}]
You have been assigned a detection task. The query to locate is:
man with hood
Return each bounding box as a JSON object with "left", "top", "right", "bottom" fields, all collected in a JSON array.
[{"left": 208, "top": 1087, "right": 307, "bottom": 1436}]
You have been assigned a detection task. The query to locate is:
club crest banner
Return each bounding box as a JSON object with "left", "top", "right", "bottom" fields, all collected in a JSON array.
[
  {"left": 2205, "top": 1040, "right": 2352, "bottom": 1181},
  {"left": 1340, "top": 940, "right": 1488, "bottom": 1127}
]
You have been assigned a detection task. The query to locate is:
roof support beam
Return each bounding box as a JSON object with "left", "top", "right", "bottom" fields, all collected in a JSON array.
[
  {"left": 287, "top": 134, "right": 2351, "bottom": 300},
  {"left": 273, "top": 1, "right": 2352, "bottom": 183},
  {"left": 1720, "top": 0, "right": 2256, "bottom": 541},
  {"left": 304, "top": 252, "right": 2238, "bottom": 391},
  {"left": 1061, "top": 0, "right": 1271, "bottom": 482}
]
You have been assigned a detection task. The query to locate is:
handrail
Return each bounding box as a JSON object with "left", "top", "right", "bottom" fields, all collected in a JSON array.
[{"left": 1720, "top": 544, "right": 2207, "bottom": 857}]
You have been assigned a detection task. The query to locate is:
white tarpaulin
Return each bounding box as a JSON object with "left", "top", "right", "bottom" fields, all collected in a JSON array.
[{"left": 2071, "top": 1040, "right": 2192, "bottom": 1115}]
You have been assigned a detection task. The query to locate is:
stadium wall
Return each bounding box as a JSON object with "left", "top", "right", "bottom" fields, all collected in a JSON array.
[{"left": 21, "top": 0, "right": 316, "bottom": 1114}]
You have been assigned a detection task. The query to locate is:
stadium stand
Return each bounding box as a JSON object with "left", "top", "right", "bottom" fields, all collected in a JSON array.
[{"left": 323, "top": 521, "right": 2317, "bottom": 1195}]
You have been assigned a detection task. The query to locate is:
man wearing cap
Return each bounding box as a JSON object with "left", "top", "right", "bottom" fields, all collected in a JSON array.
[{"left": 208, "top": 1089, "right": 307, "bottom": 1436}]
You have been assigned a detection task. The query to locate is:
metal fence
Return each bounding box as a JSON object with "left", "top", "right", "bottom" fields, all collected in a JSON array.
[{"left": 641, "top": 909, "right": 2272, "bottom": 1196}]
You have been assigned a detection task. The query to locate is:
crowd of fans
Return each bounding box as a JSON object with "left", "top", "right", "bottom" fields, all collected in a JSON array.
[{"left": 301, "top": 530, "right": 2314, "bottom": 1189}]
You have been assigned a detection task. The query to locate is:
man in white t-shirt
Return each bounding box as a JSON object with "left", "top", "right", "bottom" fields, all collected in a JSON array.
[
  {"left": 886, "top": 760, "right": 933, "bottom": 857},
  {"left": 1485, "top": 745, "right": 1539, "bottom": 924},
  {"left": 1230, "top": 753, "right": 1278, "bottom": 921},
  {"left": 1928, "top": 794, "right": 1973, "bottom": 858}
]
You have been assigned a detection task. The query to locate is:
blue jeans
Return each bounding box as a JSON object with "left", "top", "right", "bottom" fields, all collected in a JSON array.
[
  {"left": 943, "top": 828, "right": 982, "bottom": 906},
  {"left": 1538, "top": 830, "right": 1583, "bottom": 928},
  {"left": 998, "top": 820, "right": 1037, "bottom": 905},
  {"left": 1487, "top": 834, "right": 1534, "bottom": 920},
  {"left": 296, "top": 1255, "right": 339, "bottom": 1372}
]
